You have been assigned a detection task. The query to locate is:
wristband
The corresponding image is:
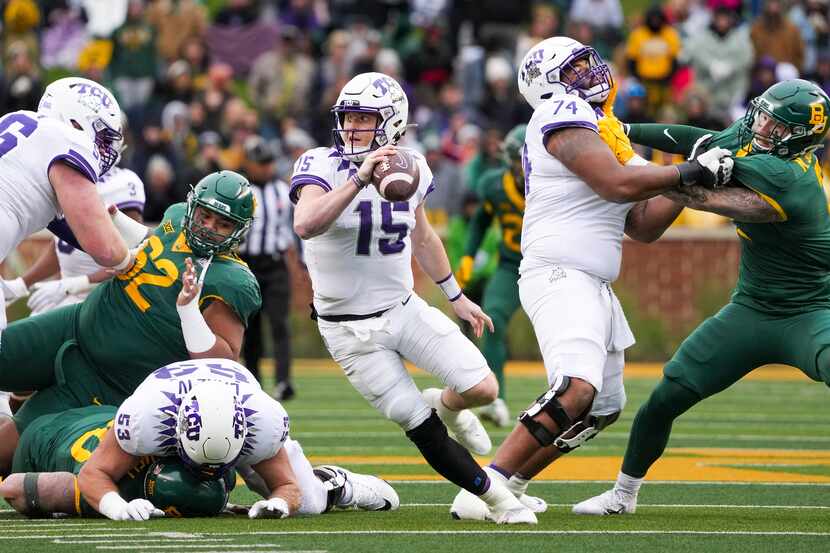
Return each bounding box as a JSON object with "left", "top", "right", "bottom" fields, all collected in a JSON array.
[
  {"left": 111, "top": 249, "right": 133, "bottom": 272},
  {"left": 98, "top": 491, "right": 129, "bottom": 519},
  {"left": 351, "top": 173, "right": 369, "bottom": 189},
  {"left": 436, "top": 273, "right": 463, "bottom": 302},
  {"left": 111, "top": 208, "right": 150, "bottom": 247},
  {"left": 176, "top": 298, "right": 217, "bottom": 353}
]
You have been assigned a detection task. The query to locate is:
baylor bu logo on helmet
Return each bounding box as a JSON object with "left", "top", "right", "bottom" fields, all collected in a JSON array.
[{"left": 184, "top": 170, "right": 255, "bottom": 257}]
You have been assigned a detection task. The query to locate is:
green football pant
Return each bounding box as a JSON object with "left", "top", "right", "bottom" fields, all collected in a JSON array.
[
  {"left": 481, "top": 262, "right": 520, "bottom": 399},
  {"left": 0, "top": 304, "right": 122, "bottom": 433},
  {"left": 622, "top": 302, "right": 830, "bottom": 478}
]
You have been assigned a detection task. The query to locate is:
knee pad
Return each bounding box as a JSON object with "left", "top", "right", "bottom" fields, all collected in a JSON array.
[{"left": 519, "top": 375, "right": 577, "bottom": 447}]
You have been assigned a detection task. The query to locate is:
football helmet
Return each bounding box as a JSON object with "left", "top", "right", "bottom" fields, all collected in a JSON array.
[
  {"left": 184, "top": 170, "right": 255, "bottom": 257},
  {"left": 143, "top": 457, "right": 231, "bottom": 516},
  {"left": 37, "top": 77, "right": 123, "bottom": 176},
  {"left": 176, "top": 380, "right": 247, "bottom": 479},
  {"left": 331, "top": 72, "right": 408, "bottom": 161},
  {"left": 518, "top": 36, "right": 613, "bottom": 109},
  {"left": 502, "top": 124, "right": 527, "bottom": 166},
  {"left": 739, "top": 79, "right": 830, "bottom": 158}
]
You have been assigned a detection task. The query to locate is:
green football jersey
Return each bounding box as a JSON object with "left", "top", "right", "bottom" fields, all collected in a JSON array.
[
  {"left": 468, "top": 168, "right": 525, "bottom": 267},
  {"left": 11, "top": 406, "right": 152, "bottom": 514},
  {"left": 708, "top": 122, "right": 830, "bottom": 314},
  {"left": 77, "top": 203, "right": 262, "bottom": 395}
]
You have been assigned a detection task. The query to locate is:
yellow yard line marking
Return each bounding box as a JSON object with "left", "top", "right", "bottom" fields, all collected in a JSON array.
[
  {"left": 308, "top": 450, "right": 830, "bottom": 483},
  {"left": 279, "top": 359, "right": 811, "bottom": 382}
]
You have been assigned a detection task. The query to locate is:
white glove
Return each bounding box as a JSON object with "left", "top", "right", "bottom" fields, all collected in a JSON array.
[
  {"left": 696, "top": 146, "right": 734, "bottom": 188},
  {"left": 1, "top": 277, "right": 29, "bottom": 306},
  {"left": 248, "top": 497, "right": 290, "bottom": 519},
  {"left": 688, "top": 134, "right": 713, "bottom": 161},
  {"left": 98, "top": 492, "right": 165, "bottom": 521},
  {"left": 27, "top": 276, "right": 93, "bottom": 314},
  {"left": 108, "top": 205, "right": 149, "bottom": 248}
]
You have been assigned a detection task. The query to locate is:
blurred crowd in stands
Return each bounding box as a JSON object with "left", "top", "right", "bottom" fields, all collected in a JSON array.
[{"left": 1, "top": 0, "right": 828, "bottom": 229}]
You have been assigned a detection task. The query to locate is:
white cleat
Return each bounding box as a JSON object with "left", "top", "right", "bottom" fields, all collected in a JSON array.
[
  {"left": 572, "top": 488, "right": 637, "bottom": 515},
  {"left": 450, "top": 487, "right": 537, "bottom": 524},
  {"left": 478, "top": 398, "right": 511, "bottom": 427},
  {"left": 321, "top": 465, "right": 400, "bottom": 511},
  {"left": 450, "top": 488, "right": 489, "bottom": 521},
  {"left": 423, "top": 388, "right": 492, "bottom": 455},
  {"left": 518, "top": 493, "right": 548, "bottom": 513}
]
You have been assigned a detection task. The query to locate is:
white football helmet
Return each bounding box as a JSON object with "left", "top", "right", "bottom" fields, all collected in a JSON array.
[
  {"left": 37, "top": 77, "right": 123, "bottom": 176},
  {"left": 176, "top": 380, "right": 247, "bottom": 479},
  {"left": 518, "top": 36, "right": 613, "bottom": 109},
  {"left": 331, "top": 72, "right": 408, "bottom": 161}
]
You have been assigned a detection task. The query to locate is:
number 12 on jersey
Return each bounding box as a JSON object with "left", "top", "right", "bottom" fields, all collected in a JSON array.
[{"left": 355, "top": 200, "right": 409, "bottom": 255}]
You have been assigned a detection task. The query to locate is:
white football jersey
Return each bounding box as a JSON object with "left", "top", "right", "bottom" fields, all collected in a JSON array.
[
  {"left": 56, "top": 166, "right": 146, "bottom": 280},
  {"left": 0, "top": 110, "right": 100, "bottom": 261},
  {"left": 114, "top": 359, "right": 289, "bottom": 468},
  {"left": 290, "top": 146, "right": 435, "bottom": 315},
  {"left": 520, "top": 94, "right": 633, "bottom": 282}
]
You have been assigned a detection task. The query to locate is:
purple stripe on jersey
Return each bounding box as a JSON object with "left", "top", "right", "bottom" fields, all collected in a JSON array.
[
  {"left": 117, "top": 200, "right": 145, "bottom": 213},
  {"left": 541, "top": 121, "right": 598, "bottom": 136},
  {"left": 48, "top": 150, "right": 98, "bottom": 184},
  {"left": 289, "top": 174, "right": 332, "bottom": 204},
  {"left": 425, "top": 179, "right": 436, "bottom": 198}
]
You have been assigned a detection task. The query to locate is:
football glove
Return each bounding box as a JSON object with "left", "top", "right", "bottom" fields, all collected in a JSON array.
[
  {"left": 0, "top": 277, "right": 29, "bottom": 306},
  {"left": 27, "top": 276, "right": 94, "bottom": 314},
  {"left": 456, "top": 255, "right": 475, "bottom": 290},
  {"left": 598, "top": 114, "right": 635, "bottom": 165},
  {"left": 677, "top": 147, "right": 733, "bottom": 189},
  {"left": 687, "top": 134, "right": 714, "bottom": 161},
  {"left": 248, "top": 497, "right": 290, "bottom": 519},
  {"left": 98, "top": 492, "right": 165, "bottom": 521}
]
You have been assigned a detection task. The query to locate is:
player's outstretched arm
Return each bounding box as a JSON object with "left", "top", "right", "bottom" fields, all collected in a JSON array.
[
  {"left": 627, "top": 123, "right": 717, "bottom": 155},
  {"left": 624, "top": 196, "right": 685, "bottom": 243},
  {"left": 0, "top": 471, "right": 78, "bottom": 516},
  {"left": 49, "top": 163, "right": 133, "bottom": 271},
  {"left": 78, "top": 428, "right": 161, "bottom": 521},
  {"left": 248, "top": 448, "right": 301, "bottom": 518},
  {"left": 412, "top": 205, "right": 494, "bottom": 337},
  {"left": 663, "top": 185, "right": 784, "bottom": 223},
  {"left": 294, "top": 146, "right": 398, "bottom": 239}
]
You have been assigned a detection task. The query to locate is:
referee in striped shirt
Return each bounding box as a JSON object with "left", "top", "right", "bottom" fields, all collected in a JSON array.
[{"left": 239, "top": 135, "right": 297, "bottom": 400}]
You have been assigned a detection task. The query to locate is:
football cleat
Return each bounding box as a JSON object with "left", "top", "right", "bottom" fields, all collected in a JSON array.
[
  {"left": 478, "top": 398, "right": 511, "bottom": 428},
  {"left": 572, "top": 488, "right": 637, "bottom": 515},
  {"left": 518, "top": 493, "right": 548, "bottom": 513},
  {"left": 423, "top": 388, "right": 492, "bottom": 455},
  {"left": 450, "top": 488, "right": 489, "bottom": 521},
  {"left": 317, "top": 465, "right": 399, "bottom": 511},
  {"left": 450, "top": 487, "right": 537, "bottom": 524}
]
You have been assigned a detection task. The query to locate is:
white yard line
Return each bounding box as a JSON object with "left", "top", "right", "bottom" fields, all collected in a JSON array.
[
  {"left": 401, "top": 503, "right": 830, "bottom": 509},
  {"left": 226, "top": 530, "right": 830, "bottom": 537},
  {"left": 388, "top": 479, "right": 830, "bottom": 486}
]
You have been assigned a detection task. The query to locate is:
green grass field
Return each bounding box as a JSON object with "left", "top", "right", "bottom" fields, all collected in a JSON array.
[{"left": 2, "top": 364, "right": 830, "bottom": 553}]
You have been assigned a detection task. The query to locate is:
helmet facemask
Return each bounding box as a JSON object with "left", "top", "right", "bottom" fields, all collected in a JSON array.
[
  {"left": 184, "top": 198, "right": 250, "bottom": 258},
  {"left": 552, "top": 47, "right": 613, "bottom": 104},
  {"left": 331, "top": 105, "right": 396, "bottom": 160},
  {"left": 92, "top": 118, "right": 123, "bottom": 175},
  {"left": 740, "top": 97, "right": 811, "bottom": 158}
]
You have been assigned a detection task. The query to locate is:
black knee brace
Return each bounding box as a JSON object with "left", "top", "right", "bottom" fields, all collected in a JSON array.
[{"left": 405, "top": 411, "right": 489, "bottom": 495}]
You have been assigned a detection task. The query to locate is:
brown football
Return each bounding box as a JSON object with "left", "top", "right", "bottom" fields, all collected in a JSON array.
[{"left": 372, "top": 149, "right": 420, "bottom": 202}]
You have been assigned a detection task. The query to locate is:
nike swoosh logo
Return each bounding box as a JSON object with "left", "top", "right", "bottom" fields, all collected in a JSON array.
[
  {"left": 664, "top": 129, "right": 678, "bottom": 144},
  {"left": 604, "top": 506, "right": 625, "bottom": 515}
]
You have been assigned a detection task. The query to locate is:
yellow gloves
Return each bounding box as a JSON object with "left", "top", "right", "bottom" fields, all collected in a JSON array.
[
  {"left": 456, "top": 255, "right": 474, "bottom": 290},
  {"left": 597, "top": 79, "right": 635, "bottom": 165}
]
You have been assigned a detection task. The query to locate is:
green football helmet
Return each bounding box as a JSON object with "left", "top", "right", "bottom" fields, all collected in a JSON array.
[
  {"left": 739, "top": 79, "right": 830, "bottom": 158},
  {"left": 184, "top": 170, "right": 255, "bottom": 257},
  {"left": 501, "top": 124, "right": 527, "bottom": 165},
  {"left": 143, "top": 458, "right": 232, "bottom": 517}
]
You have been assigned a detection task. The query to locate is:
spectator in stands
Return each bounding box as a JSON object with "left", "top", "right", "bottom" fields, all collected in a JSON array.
[
  {"left": 682, "top": 5, "right": 753, "bottom": 123},
  {"left": 789, "top": 0, "right": 830, "bottom": 74},
  {"left": 464, "top": 127, "right": 504, "bottom": 196},
  {"left": 750, "top": 0, "right": 805, "bottom": 72},
  {"left": 40, "top": 4, "right": 89, "bottom": 71},
  {"left": 403, "top": 22, "right": 454, "bottom": 91},
  {"left": 808, "top": 51, "right": 830, "bottom": 96},
  {"left": 3, "top": 41, "right": 42, "bottom": 112},
  {"left": 423, "top": 133, "right": 466, "bottom": 220},
  {"left": 249, "top": 25, "right": 316, "bottom": 127},
  {"left": 80, "top": 0, "right": 128, "bottom": 37},
  {"left": 110, "top": 0, "right": 158, "bottom": 115},
  {"left": 515, "top": 3, "right": 561, "bottom": 68},
  {"left": 142, "top": 154, "right": 181, "bottom": 222},
  {"left": 214, "top": 0, "right": 260, "bottom": 27},
  {"left": 745, "top": 55, "right": 780, "bottom": 105},
  {"left": 682, "top": 87, "right": 726, "bottom": 131},
  {"left": 146, "top": 0, "right": 208, "bottom": 63},
  {"left": 479, "top": 56, "right": 528, "bottom": 135},
  {"left": 569, "top": 0, "right": 624, "bottom": 56},
  {"left": 196, "top": 62, "right": 234, "bottom": 132},
  {"left": 186, "top": 130, "right": 224, "bottom": 183},
  {"left": 180, "top": 36, "right": 210, "bottom": 90},
  {"left": 626, "top": 6, "right": 681, "bottom": 114}
]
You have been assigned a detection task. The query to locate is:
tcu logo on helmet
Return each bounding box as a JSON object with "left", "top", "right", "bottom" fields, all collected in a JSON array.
[
  {"left": 181, "top": 397, "right": 203, "bottom": 441},
  {"left": 521, "top": 50, "right": 543, "bottom": 87},
  {"left": 233, "top": 404, "right": 246, "bottom": 440},
  {"left": 71, "top": 82, "right": 113, "bottom": 110}
]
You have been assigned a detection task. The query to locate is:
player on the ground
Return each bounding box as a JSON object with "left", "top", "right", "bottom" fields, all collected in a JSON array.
[
  {"left": 0, "top": 77, "right": 135, "bottom": 332},
  {"left": 573, "top": 78, "right": 830, "bottom": 515},
  {"left": 291, "top": 71, "right": 537, "bottom": 524},
  {"left": 450, "top": 36, "right": 734, "bottom": 520},
  {"left": 457, "top": 124, "right": 527, "bottom": 427},
  {"left": 71, "top": 358, "right": 397, "bottom": 520},
  {"left": 0, "top": 170, "right": 261, "bottom": 475}
]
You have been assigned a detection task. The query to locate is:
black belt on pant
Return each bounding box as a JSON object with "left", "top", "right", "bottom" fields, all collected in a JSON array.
[{"left": 310, "top": 295, "right": 411, "bottom": 322}]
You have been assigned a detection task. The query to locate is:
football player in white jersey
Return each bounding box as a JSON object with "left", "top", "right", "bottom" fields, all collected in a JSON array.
[
  {"left": 450, "top": 37, "right": 734, "bottom": 520},
  {"left": 291, "top": 72, "right": 536, "bottom": 524},
  {"left": 75, "top": 358, "right": 399, "bottom": 521},
  {"left": 0, "top": 165, "right": 147, "bottom": 316},
  {"left": 0, "top": 77, "right": 137, "bottom": 332}
]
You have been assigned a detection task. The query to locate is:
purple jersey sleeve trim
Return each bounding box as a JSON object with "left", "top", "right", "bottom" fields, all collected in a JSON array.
[
  {"left": 289, "top": 174, "right": 332, "bottom": 204},
  {"left": 541, "top": 121, "right": 598, "bottom": 136},
  {"left": 48, "top": 149, "right": 98, "bottom": 183},
  {"left": 117, "top": 200, "right": 145, "bottom": 213},
  {"left": 46, "top": 218, "right": 83, "bottom": 251}
]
